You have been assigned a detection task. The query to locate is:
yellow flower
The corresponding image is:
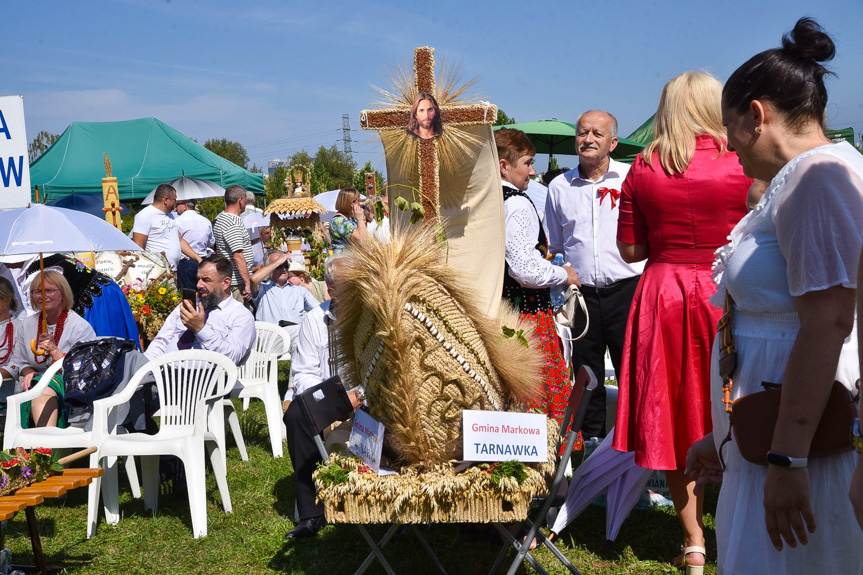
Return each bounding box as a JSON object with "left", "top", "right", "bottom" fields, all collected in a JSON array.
[
  {"left": 158, "top": 287, "right": 167, "bottom": 295},
  {"left": 137, "top": 295, "right": 144, "bottom": 302}
]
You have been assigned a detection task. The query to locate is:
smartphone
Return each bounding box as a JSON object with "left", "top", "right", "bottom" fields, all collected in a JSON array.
[{"left": 181, "top": 288, "right": 198, "bottom": 307}]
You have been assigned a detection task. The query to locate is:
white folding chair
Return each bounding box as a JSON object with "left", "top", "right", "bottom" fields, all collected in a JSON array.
[
  {"left": 3, "top": 359, "right": 141, "bottom": 539},
  {"left": 93, "top": 350, "right": 237, "bottom": 538},
  {"left": 224, "top": 322, "right": 290, "bottom": 459}
]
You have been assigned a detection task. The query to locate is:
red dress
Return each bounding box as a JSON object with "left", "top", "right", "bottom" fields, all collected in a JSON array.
[{"left": 611, "top": 135, "right": 750, "bottom": 470}]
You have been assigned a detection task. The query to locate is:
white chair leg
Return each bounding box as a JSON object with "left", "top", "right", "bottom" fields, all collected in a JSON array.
[
  {"left": 242, "top": 397, "right": 250, "bottom": 411},
  {"left": 182, "top": 445, "right": 208, "bottom": 538},
  {"left": 101, "top": 456, "right": 121, "bottom": 526},
  {"left": 140, "top": 455, "right": 160, "bottom": 511},
  {"left": 206, "top": 440, "right": 232, "bottom": 513},
  {"left": 224, "top": 400, "right": 248, "bottom": 462},
  {"left": 124, "top": 455, "right": 141, "bottom": 499},
  {"left": 86, "top": 451, "right": 101, "bottom": 538},
  {"left": 263, "top": 389, "right": 284, "bottom": 458}
]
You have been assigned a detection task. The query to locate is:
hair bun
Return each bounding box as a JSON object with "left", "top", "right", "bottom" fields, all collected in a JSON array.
[{"left": 782, "top": 17, "right": 835, "bottom": 63}]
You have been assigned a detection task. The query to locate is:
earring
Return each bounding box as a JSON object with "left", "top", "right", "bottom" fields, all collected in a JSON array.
[{"left": 755, "top": 127, "right": 762, "bottom": 134}]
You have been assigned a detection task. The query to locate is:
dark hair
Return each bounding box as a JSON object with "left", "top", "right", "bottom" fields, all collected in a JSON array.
[
  {"left": 0, "top": 276, "right": 19, "bottom": 313},
  {"left": 199, "top": 254, "right": 233, "bottom": 281},
  {"left": 224, "top": 185, "right": 247, "bottom": 206},
  {"left": 495, "top": 128, "right": 536, "bottom": 166},
  {"left": 153, "top": 183, "right": 176, "bottom": 202},
  {"left": 723, "top": 18, "right": 835, "bottom": 130},
  {"left": 542, "top": 168, "right": 570, "bottom": 187}
]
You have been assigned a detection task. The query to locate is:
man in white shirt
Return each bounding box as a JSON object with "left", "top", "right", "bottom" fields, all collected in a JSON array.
[
  {"left": 174, "top": 199, "right": 214, "bottom": 290},
  {"left": 144, "top": 254, "right": 256, "bottom": 366},
  {"left": 545, "top": 110, "right": 645, "bottom": 438},
  {"left": 251, "top": 250, "right": 319, "bottom": 359},
  {"left": 283, "top": 255, "right": 362, "bottom": 540},
  {"left": 132, "top": 184, "right": 201, "bottom": 272}
]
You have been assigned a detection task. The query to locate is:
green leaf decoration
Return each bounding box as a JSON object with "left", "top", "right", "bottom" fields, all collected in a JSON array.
[
  {"left": 393, "top": 196, "right": 410, "bottom": 211},
  {"left": 490, "top": 460, "right": 528, "bottom": 487}
]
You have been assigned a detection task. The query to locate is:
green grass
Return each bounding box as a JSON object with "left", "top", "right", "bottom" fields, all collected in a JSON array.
[{"left": 1, "top": 369, "right": 719, "bottom": 574}]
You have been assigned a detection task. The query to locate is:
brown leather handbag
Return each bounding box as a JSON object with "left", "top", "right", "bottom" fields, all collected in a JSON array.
[{"left": 717, "top": 293, "right": 857, "bottom": 466}]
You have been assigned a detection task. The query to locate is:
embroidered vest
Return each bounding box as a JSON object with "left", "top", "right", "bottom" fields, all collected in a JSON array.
[{"left": 502, "top": 186, "right": 552, "bottom": 315}]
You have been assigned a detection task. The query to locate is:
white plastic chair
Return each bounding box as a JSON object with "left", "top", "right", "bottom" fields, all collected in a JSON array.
[
  {"left": 94, "top": 350, "right": 237, "bottom": 538},
  {"left": 3, "top": 359, "right": 141, "bottom": 539},
  {"left": 227, "top": 322, "right": 290, "bottom": 459}
]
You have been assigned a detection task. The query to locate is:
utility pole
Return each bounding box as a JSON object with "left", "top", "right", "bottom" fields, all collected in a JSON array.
[{"left": 342, "top": 114, "right": 353, "bottom": 156}]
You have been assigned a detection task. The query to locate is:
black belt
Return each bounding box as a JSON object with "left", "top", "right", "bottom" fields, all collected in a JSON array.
[{"left": 579, "top": 275, "right": 640, "bottom": 296}]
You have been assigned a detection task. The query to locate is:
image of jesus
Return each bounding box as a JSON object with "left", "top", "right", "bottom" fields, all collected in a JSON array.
[{"left": 407, "top": 92, "right": 443, "bottom": 139}]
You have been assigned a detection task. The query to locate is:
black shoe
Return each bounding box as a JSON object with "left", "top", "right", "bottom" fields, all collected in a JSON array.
[{"left": 286, "top": 516, "right": 327, "bottom": 539}]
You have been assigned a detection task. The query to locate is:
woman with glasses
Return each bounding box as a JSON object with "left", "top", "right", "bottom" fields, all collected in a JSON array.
[{"left": 6, "top": 269, "right": 95, "bottom": 427}]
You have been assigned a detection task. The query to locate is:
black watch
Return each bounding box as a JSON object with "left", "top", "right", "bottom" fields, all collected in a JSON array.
[{"left": 766, "top": 451, "right": 808, "bottom": 468}]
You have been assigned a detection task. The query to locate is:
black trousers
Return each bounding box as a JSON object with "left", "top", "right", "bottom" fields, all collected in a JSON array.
[
  {"left": 570, "top": 275, "right": 639, "bottom": 438},
  {"left": 284, "top": 400, "right": 326, "bottom": 520}
]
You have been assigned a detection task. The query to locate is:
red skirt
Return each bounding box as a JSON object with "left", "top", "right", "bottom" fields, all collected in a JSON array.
[{"left": 612, "top": 262, "right": 719, "bottom": 470}]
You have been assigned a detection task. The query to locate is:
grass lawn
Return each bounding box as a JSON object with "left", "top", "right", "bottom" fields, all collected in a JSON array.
[{"left": 1, "top": 373, "right": 720, "bottom": 574}]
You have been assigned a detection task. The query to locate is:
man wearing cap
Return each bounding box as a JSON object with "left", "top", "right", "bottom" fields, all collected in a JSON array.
[
  {"left": 250, "top": 250, "right": 319, "bottom": 359},
  {"left": 174, "top": 199, "right": 214, "bottom": 290}
]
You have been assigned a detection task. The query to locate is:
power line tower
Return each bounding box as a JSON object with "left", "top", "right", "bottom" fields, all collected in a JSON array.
[{"left": 341, "top": 114, "right": 353, "bottom": 156}]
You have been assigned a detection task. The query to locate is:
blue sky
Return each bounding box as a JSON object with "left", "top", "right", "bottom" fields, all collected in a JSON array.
[{"left": 6, "top": 0, "right": 863, "bottom": 175}]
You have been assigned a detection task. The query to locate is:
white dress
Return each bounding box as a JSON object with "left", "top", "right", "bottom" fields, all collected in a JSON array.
[{"left": 710, "top": 141, "right": 863, "bottom": 574}]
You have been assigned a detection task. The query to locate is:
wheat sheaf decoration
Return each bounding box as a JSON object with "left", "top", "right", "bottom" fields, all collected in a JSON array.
[{"left": 334, "top": 227, "right": 541, "bottom": 469}]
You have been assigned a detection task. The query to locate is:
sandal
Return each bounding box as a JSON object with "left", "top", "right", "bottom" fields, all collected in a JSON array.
[{"left": 675, "top": 546, "right": 706, "bottom": 575}]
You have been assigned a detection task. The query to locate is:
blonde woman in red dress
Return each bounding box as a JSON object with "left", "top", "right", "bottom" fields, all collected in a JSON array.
[{"left": 612, "top": 71, "right": 751, "bottom": 573}]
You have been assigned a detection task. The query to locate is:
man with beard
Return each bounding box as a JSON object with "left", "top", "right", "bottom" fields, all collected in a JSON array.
[
  {"left": 144, "top": 254, "right": 256, "bottom": 365},
  {"left": 545, "top": 110, "right": 644, "bottom": 439},
  {"left": 407, "top": 92, "right": 443, "bottom": 139}
]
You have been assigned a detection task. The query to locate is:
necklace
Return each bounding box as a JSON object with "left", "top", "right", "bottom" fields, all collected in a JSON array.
[
  {"left": 0, "top": 320, "right": 12, "bottom": 365},
  {"left": 33, "top": 310, "right": 68, "bottom": 364}
]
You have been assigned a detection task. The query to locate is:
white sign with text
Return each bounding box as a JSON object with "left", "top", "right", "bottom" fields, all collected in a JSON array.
[
  {"left": 463, "top": 410, "right": 548, "bottom": 463},
  {"left": 348, "top": 408, "right": 385, "bottom": 473},
  {"left": 0, "top": 95, "right": 31, "bottom": 210}
]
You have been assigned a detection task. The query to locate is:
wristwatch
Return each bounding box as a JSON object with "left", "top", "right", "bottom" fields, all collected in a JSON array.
[
  {"left": 852, "top": 418, "right": 863, "bottom": 454},
  {"left": 766, "top": 451, "right": 808, "bottom": 468}
]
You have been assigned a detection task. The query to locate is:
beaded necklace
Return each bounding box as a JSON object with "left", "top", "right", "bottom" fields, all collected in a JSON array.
[
  {"left": 33, "top": 310, "right": 67, "bottom": 364},
  {"left": 0, "top": 320, "right": 12, "bottom": 365}
]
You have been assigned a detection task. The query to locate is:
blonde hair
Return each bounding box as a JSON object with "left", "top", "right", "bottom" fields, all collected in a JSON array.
[
  {"left": 642, "top": 71, "right": 727, "bottom": 175},
  {"left": 335, "top": 187, "right": 361, "bottom": 216},
  {"left": 29, "top": 270, "right": 75, "bottom": 311}
]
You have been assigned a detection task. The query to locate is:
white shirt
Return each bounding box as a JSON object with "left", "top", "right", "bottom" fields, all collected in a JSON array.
[
  {"left": 545, "top": 159, "right": 644, "bottom": 287},
  {"left": 367, "top": 216, "right": 391, "bottom": 243},
  {"left": 174, "top": 210, "right": 214, "bottom": 258},
  {"left": 503, "top": 181, "right": 568, "bottom": 289},
  {"left": 289, "top": 300, "right": 336, "bottom": 396},
  {"left": 143, "top": 295, "right": 256, "bottom": 365},
  {"left": 133, "top": 205, "right": 183, "bottom": 270},
  {"left": 254, "top": 281, "right": 319, "bottom": 326}
]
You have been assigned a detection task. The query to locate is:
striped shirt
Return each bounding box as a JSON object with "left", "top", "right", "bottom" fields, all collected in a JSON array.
[{"left": 213, "top": 211, "right": 254, "bottom": 288}]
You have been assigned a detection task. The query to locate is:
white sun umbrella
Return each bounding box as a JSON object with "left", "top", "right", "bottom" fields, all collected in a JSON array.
[
  {"left": 0, "top": 203, "right": 143, "bottom": 336},
  {"left": 243, "top": 211, "right": 271, "bottom": 231},
  {"left": 141, "top": 175, "right": 225, "bottom": 205}
]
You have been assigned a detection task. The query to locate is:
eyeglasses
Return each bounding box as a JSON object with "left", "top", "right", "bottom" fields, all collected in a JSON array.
[{"left": 30, "top": 288, "right": 60, "bottom": 300}]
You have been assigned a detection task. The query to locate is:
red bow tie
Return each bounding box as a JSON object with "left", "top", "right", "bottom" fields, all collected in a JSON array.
[{"left": 598, "top": 187, "right": 620, "bottom": 208}]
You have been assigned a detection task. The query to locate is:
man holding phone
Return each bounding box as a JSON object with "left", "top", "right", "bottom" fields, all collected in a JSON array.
[{"left": 144, "top": 254, "right": 256, "bottom": 366}]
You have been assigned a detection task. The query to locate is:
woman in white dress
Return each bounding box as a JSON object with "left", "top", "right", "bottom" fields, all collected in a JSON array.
[
  {"left": 685, "top": 18, "right": 863, "bottom": 573},
  {"left": 6, "top": 269, "right": 96, "bottom": 427}
]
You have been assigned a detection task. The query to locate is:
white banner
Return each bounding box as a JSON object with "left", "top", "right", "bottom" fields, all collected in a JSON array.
[
  {"left": 0, "top": 95, "right": 31, "bottom": 210},
  {"left": 463, "top": 410, "right": 548, "bottom": 462},
  {"left": 348, "top": 408, "right": 385, "bottom": 473}
]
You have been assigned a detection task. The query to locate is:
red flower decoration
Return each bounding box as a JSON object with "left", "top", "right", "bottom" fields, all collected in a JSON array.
[
  {"left": 1, "top": 459, "right": 19, "bottom": 469},
  {"left": 35, "top": 447, "right": 52, "bottom": 455},
  {"left": 142, "top": 304, "right": 152, "bottom": 316}
]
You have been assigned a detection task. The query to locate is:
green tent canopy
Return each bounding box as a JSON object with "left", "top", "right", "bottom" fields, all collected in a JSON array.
[
  {"left": 30, "top": 117, "right": 264, "bottom": 201},
  {"left": 494, "top": 119, "right": 645, "bottom": 164}
]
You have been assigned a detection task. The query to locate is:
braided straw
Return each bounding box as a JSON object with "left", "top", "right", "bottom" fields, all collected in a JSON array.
[{"left": 334, "top": 225, "right": 542, "bottom": 468}]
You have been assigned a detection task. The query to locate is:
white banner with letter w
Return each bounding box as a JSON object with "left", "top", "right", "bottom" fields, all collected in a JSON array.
[{"left": 0, "top": 95, "right": 31, "bottom": 210}]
